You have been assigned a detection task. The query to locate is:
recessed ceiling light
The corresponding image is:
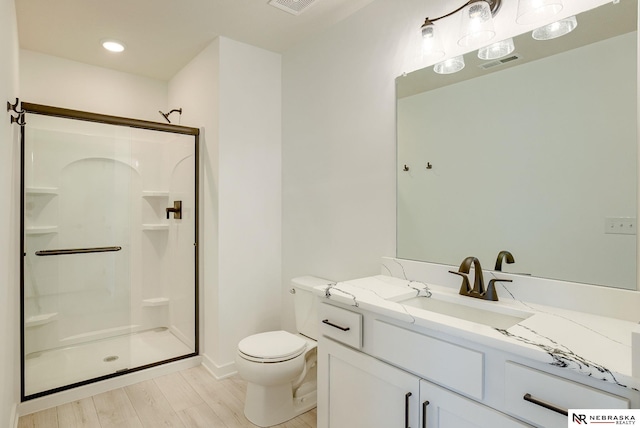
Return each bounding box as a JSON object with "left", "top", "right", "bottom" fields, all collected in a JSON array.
[{"left": 102, "top": 40, "right": 125, "bottom": 53}]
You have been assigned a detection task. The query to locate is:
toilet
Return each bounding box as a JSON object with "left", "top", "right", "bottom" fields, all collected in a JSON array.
[{"left": 235, "top": 275, "right": 330, "bottom": 427}]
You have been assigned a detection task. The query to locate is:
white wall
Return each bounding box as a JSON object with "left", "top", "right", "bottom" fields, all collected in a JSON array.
[
  {"left": 169, "top": 37, "right": 282, "bottom": 374},
  {"left": 0, "top": 0, "right": 21, "bottom": 424},
  {"left": 20, "top": 50, "right": 167, "bottom": 121},
  {"left": 217, "top": 38, "right": 282, "bottom": 367},
  {"left": 280, "top": 0, "right": 414, "bottom": 330}
]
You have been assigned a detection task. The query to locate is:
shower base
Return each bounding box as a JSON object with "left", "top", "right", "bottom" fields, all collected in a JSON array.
[{"left": 24, "top": 327, "right": 193, "bottom": 397}]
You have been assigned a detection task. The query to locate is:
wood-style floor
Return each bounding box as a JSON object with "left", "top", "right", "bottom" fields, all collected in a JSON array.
[{"left": 18, "top": 366, "right": 317, "bottom": 428}]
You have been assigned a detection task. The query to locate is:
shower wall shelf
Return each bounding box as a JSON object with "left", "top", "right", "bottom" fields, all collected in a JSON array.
[
  {"left": 142, "top": 224, "right": 170, "bottom": 231},
  {"left": 26, "top": 187, "right": 59, "bottom": 195},
  {"left": 142, "top": 297, "right": 170, "bottom": 307},
  {"left": 142, "top": 191, "right": 169, "bottom": 198},
  {"left": 25, "top": 313, "right": 59, "bottom": 328},
  {"left": 25, "top": 226, "right": 58, "bottom": 235}
]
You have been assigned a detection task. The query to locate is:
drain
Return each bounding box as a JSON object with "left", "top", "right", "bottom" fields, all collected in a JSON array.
[{"left": 103, "top": 355, "right": 119, "bottom": 363}]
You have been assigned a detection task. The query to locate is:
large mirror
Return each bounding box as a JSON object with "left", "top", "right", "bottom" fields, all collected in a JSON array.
[{"left": 396, "top": 0, "right": 638, "bottom": 289}]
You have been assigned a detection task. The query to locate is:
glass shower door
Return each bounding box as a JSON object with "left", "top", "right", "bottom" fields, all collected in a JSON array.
[{"left": 22, "top": 108, "right": 198, "bottom": 399}]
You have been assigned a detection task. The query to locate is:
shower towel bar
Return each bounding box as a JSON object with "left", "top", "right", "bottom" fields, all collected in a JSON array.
[{"left": 35, "top": 246, "right": 122, "bottom": 256}]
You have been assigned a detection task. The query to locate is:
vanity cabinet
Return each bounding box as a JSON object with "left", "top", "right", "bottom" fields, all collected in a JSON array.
[
  {"left": 318, "top": 336, "right": 529, "bottom": 428},
  {"left": 317, "top": 300, "right": 635, "bottom": 428}
]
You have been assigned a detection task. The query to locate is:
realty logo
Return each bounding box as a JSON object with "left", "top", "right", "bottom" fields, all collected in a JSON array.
[
  {"left": 572, "top": 413, "right": 587, "bottom": 424},
  {"left": 568, "top": 409, "right": 639, "bottom": 426}
]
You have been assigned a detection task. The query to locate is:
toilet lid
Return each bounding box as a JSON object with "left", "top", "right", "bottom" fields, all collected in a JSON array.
[{"left": 238, "top": 330, "right": 307, "bottom": 361}]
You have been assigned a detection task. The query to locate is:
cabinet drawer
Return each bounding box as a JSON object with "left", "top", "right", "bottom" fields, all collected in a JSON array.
[
  {"left": 319, "top": 303, "right": 362, "bottom": 349},
  {"left": 504, "top": 362, "right": 629, "bottom": 427},
  {"left": 371, "top": 320, "right": 484, "bottom": 400}
]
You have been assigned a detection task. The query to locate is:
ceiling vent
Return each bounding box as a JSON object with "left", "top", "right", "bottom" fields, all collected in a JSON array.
[
  {"left": 268, "top": 0, "right": 317, "bottom": 15},
  {"left": 479, "top": 54, "right": 521, "bottom": 70}
]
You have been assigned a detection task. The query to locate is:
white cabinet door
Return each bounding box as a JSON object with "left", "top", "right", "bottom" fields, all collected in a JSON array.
[
  {"left": 319, "top": 337, "right": 420, "bottom": 428},
  {"left": 420, "top": 380, "right": 532, "bottom": 428}
]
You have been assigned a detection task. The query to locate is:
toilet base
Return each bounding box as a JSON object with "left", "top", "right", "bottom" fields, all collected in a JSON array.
[{"left": 244, "top": 381, "right": 316, "bottom": 427}]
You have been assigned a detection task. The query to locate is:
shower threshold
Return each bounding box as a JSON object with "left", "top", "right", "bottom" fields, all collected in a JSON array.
[{"left": 24, "top": 327, "right": 193, "bottom": 398}]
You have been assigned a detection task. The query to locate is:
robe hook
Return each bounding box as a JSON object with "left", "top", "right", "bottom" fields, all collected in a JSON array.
[
  {"left": 10, "top": 114, "right": 26, "bottom": 126},
  {"left": 7, "top": 98, "right": 23, "bottom": 115}
]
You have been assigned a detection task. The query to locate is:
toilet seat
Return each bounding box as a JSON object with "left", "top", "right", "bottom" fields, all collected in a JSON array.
[{"left": 238, "top": 330, "right": 307, "bottom": 363}]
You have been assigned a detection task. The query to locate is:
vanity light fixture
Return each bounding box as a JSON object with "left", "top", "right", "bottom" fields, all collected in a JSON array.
[
  {"left": 101, "top": 40, "right": 125, "bottom": 53},
  {"left": 478, "top": 37, "right": 515, "bottom": 60},
  {"left": 532, "top": 15, "right": 577, "bottom": 40},
  {"left": 423, "top": 0, "right": 566, "bottom": 74}
]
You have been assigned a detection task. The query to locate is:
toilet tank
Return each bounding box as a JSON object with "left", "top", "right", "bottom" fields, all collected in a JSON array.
[{"left": 291, "top": 275, "right": 332, "bottom": 340}]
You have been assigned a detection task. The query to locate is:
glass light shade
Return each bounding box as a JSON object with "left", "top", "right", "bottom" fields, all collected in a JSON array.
[
  {"left": 434, "top": 56, "right": 465, "bottom": 74},
  {"left": 516, "top": 0, "right": 563, "bottom": 25},
  {"left": 458, "top": 0, "right": 496, "bottom": 47},
  {"left": 532, "top": 15, "right": 577, "bottom": 40},
  {"left": 478, "top": 38, "right": 515, "bottom": 60},
  {"left": 421, "top": 20, "right": 445, "bottom": 59}
]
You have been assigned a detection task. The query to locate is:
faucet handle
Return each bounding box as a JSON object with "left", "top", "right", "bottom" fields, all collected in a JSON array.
[
  {"left": 449, "top": 271, "right": 472, "bottom": 296},
  {"left": 486, "top": 278, "right": 513, "bottom": 301}
]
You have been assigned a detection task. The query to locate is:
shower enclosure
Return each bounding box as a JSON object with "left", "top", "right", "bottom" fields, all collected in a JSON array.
[{"left": 19, "top": 103, "right": 199, "bottom": 400}]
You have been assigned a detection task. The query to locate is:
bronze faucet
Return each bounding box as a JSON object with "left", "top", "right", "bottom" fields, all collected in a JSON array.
[
  {"left": 449, "top": 256, "right": 512, "bottom": 301},
  {"left": 494, "top": 250, "right": 515, "bottom": 271}
]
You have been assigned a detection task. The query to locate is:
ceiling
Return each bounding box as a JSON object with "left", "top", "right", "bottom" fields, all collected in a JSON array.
[{"left": 15, "top": 0, "right": 376, "bottom": 81}]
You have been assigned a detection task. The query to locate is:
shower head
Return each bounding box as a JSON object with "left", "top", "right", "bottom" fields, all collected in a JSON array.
[
  {"left": 159, "top": 110, "right": 170, "bottom": 123},
  {"left": 158, "top": 108, "right": 183, "bottom": 124}
]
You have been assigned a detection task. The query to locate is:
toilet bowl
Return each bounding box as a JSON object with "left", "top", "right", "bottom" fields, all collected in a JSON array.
[{"left": 235, "top": 276, "right": 330, "bottom": 427}]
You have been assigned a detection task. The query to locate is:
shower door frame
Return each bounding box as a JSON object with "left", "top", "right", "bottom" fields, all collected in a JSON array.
[{"left": 19, "top": 102, "right": 200, "bottom": 401}]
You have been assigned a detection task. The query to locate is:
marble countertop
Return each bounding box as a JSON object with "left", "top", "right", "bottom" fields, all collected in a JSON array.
[{"left": 313, "top": 274, "right": 640, "bottom": 392}]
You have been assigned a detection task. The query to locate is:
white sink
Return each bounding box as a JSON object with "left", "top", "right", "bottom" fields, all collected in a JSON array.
[{"left": 400, "top": 294, "right": 533, "bottom": 329}]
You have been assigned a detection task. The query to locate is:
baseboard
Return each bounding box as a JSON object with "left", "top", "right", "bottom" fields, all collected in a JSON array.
[
  {"left": 18, "top": 355, "right": 202, "bottom": 417},
  {"left": 201, "top": 353, "right": 237, "bottom": 379}
]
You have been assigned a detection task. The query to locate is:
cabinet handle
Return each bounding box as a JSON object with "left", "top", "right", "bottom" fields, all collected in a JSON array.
[
  {"left": 523, "top": 393, "right": 568, "bottom": 416},
  {"left": 405, "top": 392, "right": 412, "bottom": 428},
  {"left": 422, "top": 400, "right": 430, "bottom": 428},
  {"left": 322, "top": 319, "right": 350, "bottom": 331}
]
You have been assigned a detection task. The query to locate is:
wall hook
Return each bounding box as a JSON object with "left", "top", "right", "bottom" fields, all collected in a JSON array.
[
  {"left": 403, "top": 165, "right": 410, "bottom": 171},
  {"left": 10, "top": 114, "right": 26, "bottom": 126},
  {"left": 7, "top": 98, "right": 25, "bottom": 125},
  {"left": 426, "top": 162, "right": 433, "bottom": 170},
  {"left": 7, "top": 98, "right": 23, "bottom": 114}
]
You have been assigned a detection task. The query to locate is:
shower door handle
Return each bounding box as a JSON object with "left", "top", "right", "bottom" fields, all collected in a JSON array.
[{"left": 166, "top": 201, "right": 182, "bottom": 219}]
